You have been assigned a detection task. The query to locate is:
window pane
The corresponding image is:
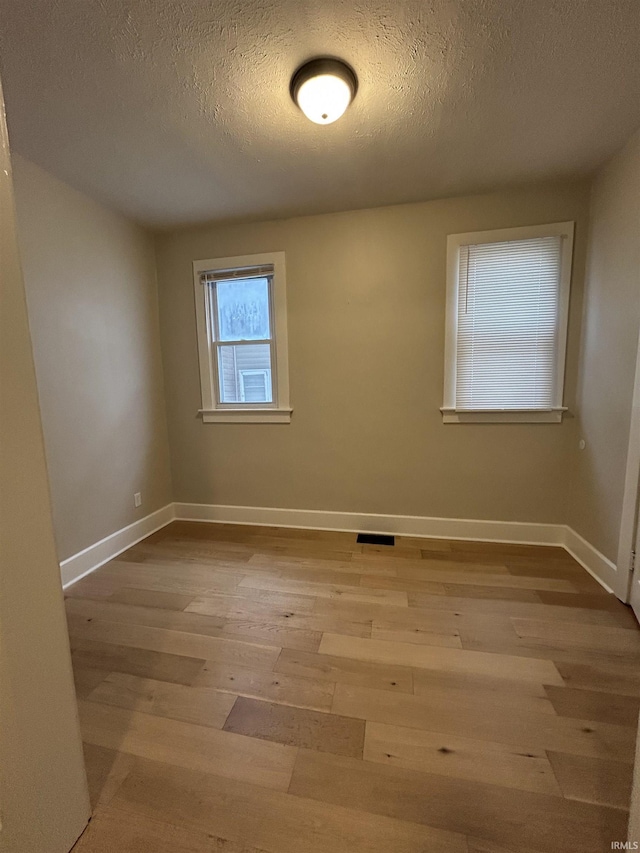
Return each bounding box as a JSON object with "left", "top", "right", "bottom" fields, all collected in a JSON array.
[
  {"left": 217, "top": 344, "right": 273, "bottom": 403},
  {"left": 456, "top": 236, "right": 562, "bottom": 409},
  {"left": 216, "top": 277, "right": 271, "bottom": 341}
]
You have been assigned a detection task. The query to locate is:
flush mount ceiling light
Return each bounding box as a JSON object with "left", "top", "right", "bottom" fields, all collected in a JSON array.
[{"left": 291, "top": 58, "right": 358, "bottom": 125}]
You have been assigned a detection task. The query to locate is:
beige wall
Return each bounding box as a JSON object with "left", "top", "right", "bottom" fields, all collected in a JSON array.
[
  {"left": 156, "top": 181, "right": 590, "bottom": 524},
  {"left": 568, "top": 130, "right": 640, "bottom": 562},
  {"left": 0, "top": 81, "right": 90, "bottom": 852},
  {"left": 12, "top": 156, "right": 172, "bottom": 562}
]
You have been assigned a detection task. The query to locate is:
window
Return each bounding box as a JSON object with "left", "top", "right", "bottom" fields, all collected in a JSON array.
[
  {"left": 193, "top": 252, "right": 291, "bottom": 423},
  {"left": 239, "top": 369, "right": 271, "bottom": 402},
  {"left": 442, "top": 222, "right": 574, "bottom": 423}
]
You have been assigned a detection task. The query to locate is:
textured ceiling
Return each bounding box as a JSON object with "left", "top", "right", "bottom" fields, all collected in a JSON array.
[{"left": 0, "top": 0, "right": 639, "bottom": 228}]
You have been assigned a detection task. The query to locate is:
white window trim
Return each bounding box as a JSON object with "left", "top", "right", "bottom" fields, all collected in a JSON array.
[
  {"left": 193, "top": 251, "right": 292, "bottom": 424},
  {"left": 442, "top": 221, "right": 574, "bottom": 424}
]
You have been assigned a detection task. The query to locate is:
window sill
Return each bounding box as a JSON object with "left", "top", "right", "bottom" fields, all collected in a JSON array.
[
  {"left": 440, "top": 407, "right": 567, "bottom": 424},
  {"left": 199, "top": 407, "right": 292, "bottom": 424}
]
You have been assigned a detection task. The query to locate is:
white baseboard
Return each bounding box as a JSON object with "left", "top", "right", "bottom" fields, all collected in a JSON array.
[
  {"left": 61, "top": 500, "right": 620, "bottom": 598},
  {"left": 173, "top": 501, "right": 565, "bottom": 546},
  {"left": 561, "top": 526, "right": 617, "bottom": 595},
  {"left": 60, "top": 504, "right": 175, "bottom": 589}
]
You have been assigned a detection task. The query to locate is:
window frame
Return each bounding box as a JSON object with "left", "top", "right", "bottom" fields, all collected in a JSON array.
[
  {"left": 441, "top": 221, "right": 575, "bottom": 424},
  {"left": 193, "top": 251, "right": 291, "bottom": 423}
]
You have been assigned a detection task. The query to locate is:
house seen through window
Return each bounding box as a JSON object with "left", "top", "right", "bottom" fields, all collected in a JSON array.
[{"left": 214, "top": 276, "right": 273, "bottom": 404}]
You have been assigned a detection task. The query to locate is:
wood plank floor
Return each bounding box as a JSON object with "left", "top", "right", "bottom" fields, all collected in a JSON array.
[{"left": 68, "top": 521, "right": 638, "bottom": 853}]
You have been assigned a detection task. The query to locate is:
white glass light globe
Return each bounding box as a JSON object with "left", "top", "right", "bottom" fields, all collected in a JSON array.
[{"left": 296, "top": 73, "right": 353, "bottom": 125}]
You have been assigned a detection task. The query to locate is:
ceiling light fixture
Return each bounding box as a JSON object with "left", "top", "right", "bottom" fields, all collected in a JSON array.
[{"left": 291, "top": 58, "right": 357, "bottom": 125}]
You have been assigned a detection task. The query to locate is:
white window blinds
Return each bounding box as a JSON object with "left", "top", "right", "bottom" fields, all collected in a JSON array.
[
  {"left": 200, "top": 265, "right": 274, "bottom": 285},
  {"left": 455, "top": 236, "right": 563, "bottom": 410}
]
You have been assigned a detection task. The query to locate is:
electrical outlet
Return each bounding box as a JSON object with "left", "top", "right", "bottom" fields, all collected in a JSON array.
[{"left": 134, "top": 492, "right": 142, "bottom": 508}]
